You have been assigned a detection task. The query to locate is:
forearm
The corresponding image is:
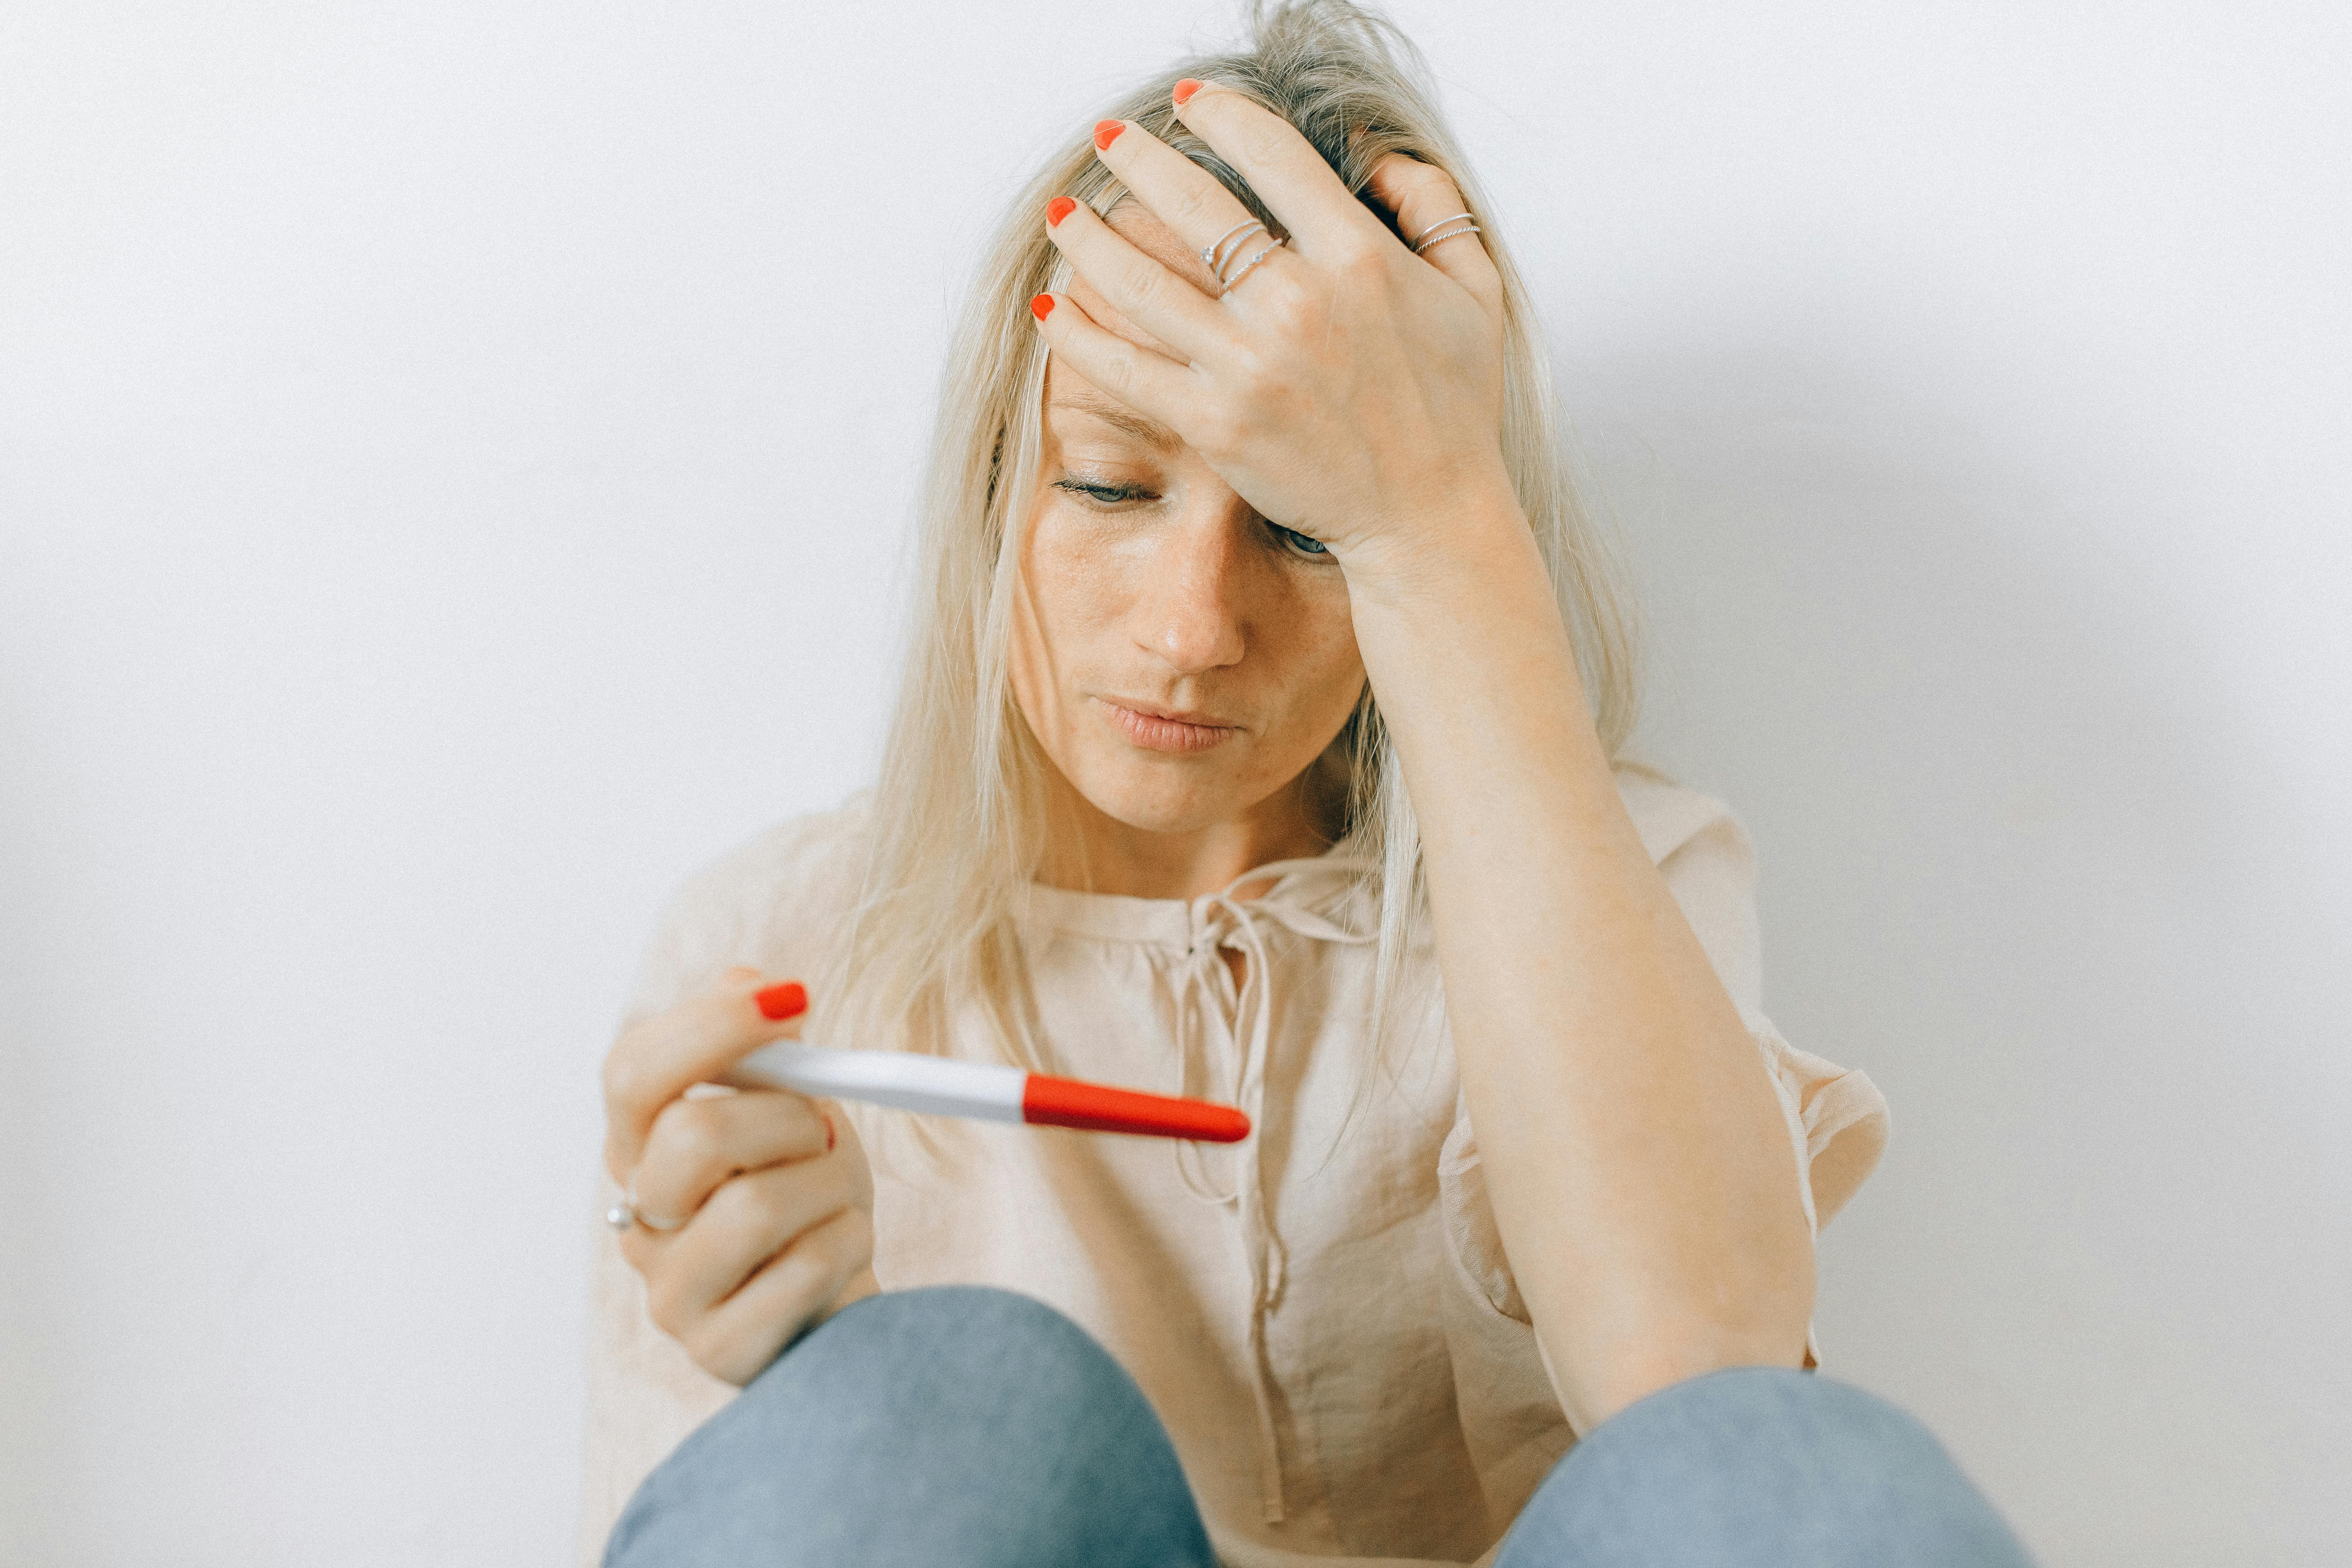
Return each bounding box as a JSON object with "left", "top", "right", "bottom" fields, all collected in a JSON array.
[{"left": 1346, "top": 498, "right": 1815, "bottom": 1433}]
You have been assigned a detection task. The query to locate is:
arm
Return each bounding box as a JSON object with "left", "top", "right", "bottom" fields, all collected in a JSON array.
[
  {"left": 1036, "top": 86, "right": 1812, "bottom": 1433},
  {"left": 1348, "top": 501, "right": 1814, "bottom": 1430}
]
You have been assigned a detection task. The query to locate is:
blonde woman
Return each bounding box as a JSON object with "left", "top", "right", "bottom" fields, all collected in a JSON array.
[{"left": 583, "top": 5, "right": 2028, "bottom": 1564}]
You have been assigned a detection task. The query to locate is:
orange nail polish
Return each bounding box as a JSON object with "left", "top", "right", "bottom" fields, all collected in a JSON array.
[
  {"left": 1046, "top": 196, "right": 1076, "bottom": 227},
  {"left": 1173, "top": 78, "right": 1202, "bottom": 106},
  {"left": 1093, "top": 119, "right": 1125, "bottom": 150},
  {"left": 1030, "top": 293, "right": 1055, "bottom": 321},
  {"left": 754, "top": 981, "right": 807, "bottom": 1020}
]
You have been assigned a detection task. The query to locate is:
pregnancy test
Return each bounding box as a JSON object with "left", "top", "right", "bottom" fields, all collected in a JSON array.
[{"left": 732, "top": 1042, "right": 1251, "bottom": 1143}]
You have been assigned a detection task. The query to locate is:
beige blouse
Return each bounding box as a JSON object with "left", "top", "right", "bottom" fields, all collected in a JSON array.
[{"left": 578, "top": 764, "right": 1890, "bottom": 1567}]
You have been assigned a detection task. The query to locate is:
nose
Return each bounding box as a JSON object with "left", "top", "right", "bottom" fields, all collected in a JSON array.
[{"left": 1128, "top": 492, "right": 1253, "bottom": 675}]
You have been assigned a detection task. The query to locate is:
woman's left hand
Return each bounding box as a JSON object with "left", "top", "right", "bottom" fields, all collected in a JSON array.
[{"left": 1034, "top": 84, "right": 1517, "bottom": 579}]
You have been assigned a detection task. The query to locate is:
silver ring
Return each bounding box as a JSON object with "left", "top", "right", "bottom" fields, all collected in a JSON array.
[
  {"left": 1220, "top": 240, "right": 1283, "bottom": 296},
  {"left": 1408, "top": 211, "right": 1476, "bottom": 249},
  {"left": 1411, "top": 217, "right": 1481, "bottom": 254},
  {"left": 606, "top": 1188, "right": 684, "bottom": 1233},
  {"left": 1202, "top": 219, "right": 1263, "bottom": 278},
  {"left": 1414, "top": 223, "right": 1481, "bottom": 253}
]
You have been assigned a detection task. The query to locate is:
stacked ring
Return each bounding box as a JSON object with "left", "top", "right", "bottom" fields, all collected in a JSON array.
[
  {"left": 1202, "top": 218, "right": 1285, "bottom": 296},
  {"left": 1202, "top": 219, "right": 1265, "bottom": 278},
  {"left": 1220, "top": 242, "right": 1283, "bottom": 294},
  {"left": 1409, "top": 211, "right": 1481, "bottom": 253}
]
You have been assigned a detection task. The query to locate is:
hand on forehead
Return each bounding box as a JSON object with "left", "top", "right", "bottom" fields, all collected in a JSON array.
[
  {"left": 1032, "top": 83, "right": 1506, "bottom": 560},
  {"left": 1062, "top": 203, "right": 1222, "bottom": 364}
]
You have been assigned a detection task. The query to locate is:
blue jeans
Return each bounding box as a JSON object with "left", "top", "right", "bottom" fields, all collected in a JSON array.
[{"left": 605, "top": 1286, "right": 2032, "bottom": 1567}]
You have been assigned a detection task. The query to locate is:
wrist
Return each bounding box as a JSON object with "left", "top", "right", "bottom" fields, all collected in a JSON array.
[{"left": 1338, "top": 480, "right": 1548, "bottom": 617}]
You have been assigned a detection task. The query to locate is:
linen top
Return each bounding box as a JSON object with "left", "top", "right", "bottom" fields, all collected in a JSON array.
[{"left": 577, "top": 764, "right": 1890, "bottom": 1567}]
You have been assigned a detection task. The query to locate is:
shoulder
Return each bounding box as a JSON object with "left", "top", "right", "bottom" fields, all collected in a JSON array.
[
  {"left": 656, "top": 793, "right": 875, "bottom": 936},
  {"left": 622, "top": 794, "right": 876, "bottom": 1022},
  {"left": 1611, "top": 759, "right": 1750, "bottom": 870}
]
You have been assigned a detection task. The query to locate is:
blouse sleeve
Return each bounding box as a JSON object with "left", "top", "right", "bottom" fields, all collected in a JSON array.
[
  {"left": 574, "top": 804, "right": 870, "bottom": 1566},
  {"left": 1437, "top": 769, "right": 1889, "bottom": 1334}
]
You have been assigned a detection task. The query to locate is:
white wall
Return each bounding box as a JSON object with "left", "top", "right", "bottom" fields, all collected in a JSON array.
[{"left": 3, "top": 3, "right": 2344, "bottom": 1563}]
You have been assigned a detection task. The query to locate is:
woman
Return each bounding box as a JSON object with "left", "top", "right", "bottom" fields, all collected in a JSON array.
[{"left": 582, "top": 5, "right": 2026, "bottom": 1564}]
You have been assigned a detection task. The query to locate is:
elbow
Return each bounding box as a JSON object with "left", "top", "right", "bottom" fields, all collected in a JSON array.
[
  {"left": 1553, "top": 1255, "right": 1818, "bottom": 1436},
  {"left": 1576, "top": 1321, "right": 1813, "bottom": 1436}
]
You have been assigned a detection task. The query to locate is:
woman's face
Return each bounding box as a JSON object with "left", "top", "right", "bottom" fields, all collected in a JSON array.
[{"left": 1010, "top": 207, "right": 1366, "bottom": 841}]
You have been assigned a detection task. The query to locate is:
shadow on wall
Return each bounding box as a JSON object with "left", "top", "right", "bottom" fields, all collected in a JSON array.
[{"left": 1566, "top": 340, "right": 2349, "bottom": 1567}]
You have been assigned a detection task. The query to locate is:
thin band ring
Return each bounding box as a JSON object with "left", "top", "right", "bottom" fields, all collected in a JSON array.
[
  {"left": 1413, "top": 222, "right": 1481, "bottom": 253},
  {"left": 1202, "top": 219, "right": 1264, "bottom": 279},
  {"left": 1213, "top": 224, "right": 1269, "bottom": 283},
  {"left": 1413, "top": 221, "right": 1481, "bottom": 254},
  {"left": 605, "top": 1189, "right": 684, "bottom": 1233},
  {"left": 1221, "top": 240, "right": 1283, "bottom": 296},
  {"left": 1408, "top": 211, "right": 1477, "bottom": 251}
]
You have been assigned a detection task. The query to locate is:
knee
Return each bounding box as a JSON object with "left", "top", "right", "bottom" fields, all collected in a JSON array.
[
  {"left": 1606, "top": 1366, "right": 1950, "bottom": 1476},
  {"left": 1588, "top": 1367, "right": 1992, "bottom": 1518},
  {"left": 1508, "top": 1368, "right": 2031, "bottom": 1567},
  {"left": 608, "top": 1288, "right": 1208, "bottom": 1568},
  {"left": 747, "top": 1285, "right": 1127, "bottom": 1419}
]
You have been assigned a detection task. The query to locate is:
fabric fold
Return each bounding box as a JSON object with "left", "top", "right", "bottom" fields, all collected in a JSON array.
[{"left": 1161, "top": 854, "right": 1375, "bottom": 1524}]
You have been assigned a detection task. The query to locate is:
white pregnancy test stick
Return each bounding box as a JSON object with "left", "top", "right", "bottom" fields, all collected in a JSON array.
[{"left": 731, "top": 1043, "right": 1250, "bottom": 1143}]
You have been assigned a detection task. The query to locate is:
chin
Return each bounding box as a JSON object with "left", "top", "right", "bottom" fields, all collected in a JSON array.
[{"left": 1071, "top": 753, "right": 1256, "bottom": 836}]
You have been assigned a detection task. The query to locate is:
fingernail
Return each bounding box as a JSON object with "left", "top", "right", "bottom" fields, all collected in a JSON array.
[
  {"left": 1173, "top": 78, "right": 1202, "bottom": 106},
  {"left": 1030, "top": 293, "right": 1055, "bottom": 321},
  {"left": 754, "top": 981, "right": 807, "bottom": 1020},
  {"left": 1093, "top": 119, "right": 1125, "bottom": 150},
  {"left": 1046, "top": 195, "right": 1076, "bottom": 227}
]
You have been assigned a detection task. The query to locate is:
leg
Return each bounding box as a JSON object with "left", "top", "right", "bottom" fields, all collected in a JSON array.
[
  {"left": 1494, "top": 1367, "right": 2034, "bottom": 1567},
  {"left": 604, "top": 1285, "right": 1215, "bottom": 1568}
]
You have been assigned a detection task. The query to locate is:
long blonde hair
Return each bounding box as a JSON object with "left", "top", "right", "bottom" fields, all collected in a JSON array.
[{"left": 828, "top": 0, "right": 1639, "bottom": 1069}]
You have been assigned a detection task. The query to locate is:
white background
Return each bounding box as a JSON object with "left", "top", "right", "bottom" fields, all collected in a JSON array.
[{"left": 4, "top": 2, "right": 2346, "bottom": 1563}]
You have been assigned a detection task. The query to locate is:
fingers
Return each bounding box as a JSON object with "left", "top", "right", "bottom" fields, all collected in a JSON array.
[
  {"left": 602, "top": 967, "right": 809, "bottom": 1181},
  {"left": 1027, "top": 289, "right": 1196, "bottom": 434},
  {"left": 1168, "top": 82, "right": 1388, "bottom": 260},
  {"left": 630, "top": 1150, "right": 864, "bottom": 1350},
  {"left": 690, "top": 1208, "right": 874, "bottom": 1384},
  {"left": 628, "top": 1088, "right": 833, "bottom": 1229},
  {"left": 1044, "top": 182, "right": 1232, "bottom": 360},
  {"left": 1365, "top": 153, "right": 1505, "bottom": 319},
  {"left": 1084, "top": 118, "right": 1269, "bottom": 285}
]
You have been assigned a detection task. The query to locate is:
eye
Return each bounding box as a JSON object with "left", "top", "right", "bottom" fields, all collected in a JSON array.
[
  {"left": 1270, "top": 522, "right": 1333, "bottom": 561},
  {"left": 1054, "top": 476, "right": 1156, "bottom": 508}
]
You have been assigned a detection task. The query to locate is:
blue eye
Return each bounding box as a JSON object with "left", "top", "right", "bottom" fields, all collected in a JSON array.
[
  {"left": 1272, "top": 523, "right": 1331, "bottom": 560},
  {"left": 1054, "top": 477, "right": 1154, "bottom": 507}
]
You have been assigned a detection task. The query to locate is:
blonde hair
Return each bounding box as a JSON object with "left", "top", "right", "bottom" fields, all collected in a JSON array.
[{"left": 828, "top": 0, "right": 1639, "bottom": 1070}]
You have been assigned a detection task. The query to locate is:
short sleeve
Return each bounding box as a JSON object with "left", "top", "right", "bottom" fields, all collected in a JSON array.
[
  {"left": 1625, "top": 771, "right": 1890, "bottom": 1233},
  {"left": 1437, "top": 767, "right": 1890, "bottom": 1334},
  {"left": 575, "top": 802, "right": 873, "bottom": 1565}
]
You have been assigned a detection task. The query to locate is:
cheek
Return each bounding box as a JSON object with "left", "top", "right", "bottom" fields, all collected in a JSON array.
[
  {"left": 1011, "top": 507, "right": 1129, "bottom": 739},
  {"left": 1022, "top": 511, "right": 1129, "bottom": 637},
  {"left": 1264, "top": 579, "right": 1366, "bottom": 723}
]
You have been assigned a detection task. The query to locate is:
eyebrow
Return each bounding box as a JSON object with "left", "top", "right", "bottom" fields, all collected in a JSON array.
[{"left": 1047, "top": 389, "right": 1181, "bottom": 454}]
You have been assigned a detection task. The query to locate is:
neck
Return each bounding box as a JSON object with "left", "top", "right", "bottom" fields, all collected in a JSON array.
[{"left": 1034, "top": 759, "right": 1347, "bottom": 900}]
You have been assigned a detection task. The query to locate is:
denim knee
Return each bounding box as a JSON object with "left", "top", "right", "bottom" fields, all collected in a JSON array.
[
  {"left": 1498, "top": 1366, "right": 2032, "bottom": 1567},
  {"left": 750, "top": 1283, "right": 1130, "bottom": 1422},
  {"left": 605, "top": 1286, "right": 1213, "bottom": 1568}
]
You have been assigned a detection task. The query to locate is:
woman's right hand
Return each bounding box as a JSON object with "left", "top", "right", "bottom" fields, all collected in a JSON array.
[{"left": 601, "top": 966, "right": 877, "bottom": 1386}]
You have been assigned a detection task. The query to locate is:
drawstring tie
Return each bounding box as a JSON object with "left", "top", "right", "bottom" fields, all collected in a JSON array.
[{"left": 1167, "top": 856, "right": 1373, "bottom": 1525}]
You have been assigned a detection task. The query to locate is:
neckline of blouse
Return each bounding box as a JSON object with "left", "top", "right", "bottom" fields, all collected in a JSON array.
[{"left": 1013, "top": 842, "right": 1378, "bottom": 947}]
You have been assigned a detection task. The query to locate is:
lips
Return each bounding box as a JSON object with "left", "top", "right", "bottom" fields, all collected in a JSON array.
[{"left": 1098, "top": 697, "right": 1240, "bottom": 754}]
